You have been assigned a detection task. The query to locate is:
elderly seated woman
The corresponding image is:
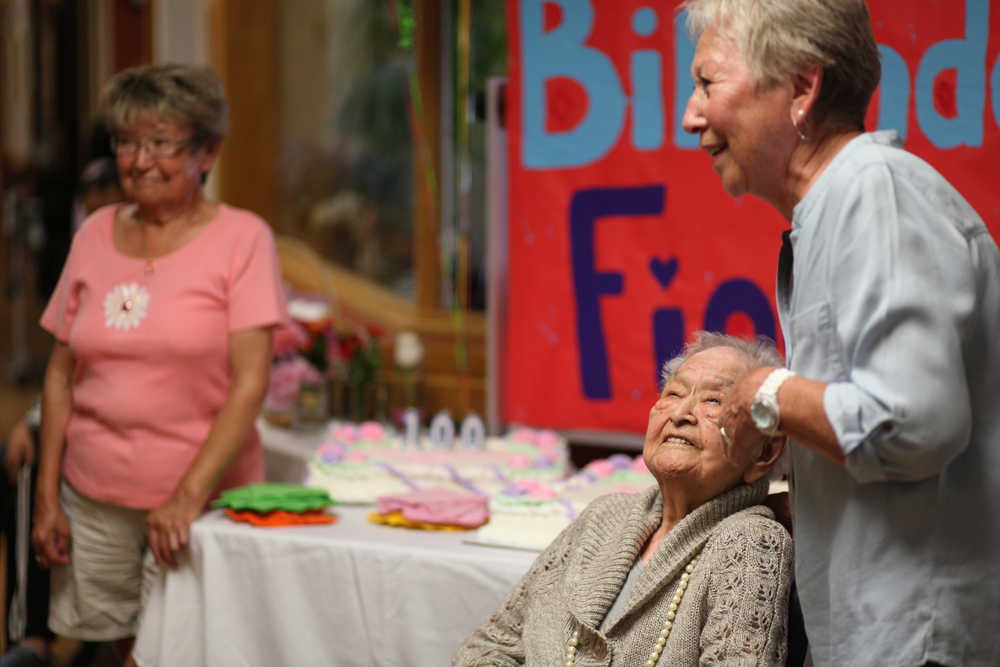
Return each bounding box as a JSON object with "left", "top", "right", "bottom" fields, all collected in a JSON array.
[{"left": 454, "top": 332, "right": 793, "bottom": 666}]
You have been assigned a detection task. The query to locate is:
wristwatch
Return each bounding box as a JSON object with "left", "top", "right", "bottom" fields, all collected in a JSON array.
[{"left": 750, "top": 369, "right": 796, "bottom": 436}]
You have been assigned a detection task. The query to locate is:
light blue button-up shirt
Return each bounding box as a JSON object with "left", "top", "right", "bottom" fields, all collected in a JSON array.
[{"left": 779, "top": 131, "right": 1000, "bottom": 667}]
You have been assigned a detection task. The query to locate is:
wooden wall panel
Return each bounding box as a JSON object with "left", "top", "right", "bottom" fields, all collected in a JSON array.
[
  {"left": 414, "top": 0, "right": 441, "bottom": 313},
  {"left": 210, "top": 0, "right": 278, "bottom": 225},
  {"left": 112, "top": 0, "right": 152, "bottom": 71}
]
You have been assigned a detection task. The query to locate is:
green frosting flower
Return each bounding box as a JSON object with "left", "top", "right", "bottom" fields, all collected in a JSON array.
[{"left": 212, "top": 483, "right": 336, "bottom": 513}]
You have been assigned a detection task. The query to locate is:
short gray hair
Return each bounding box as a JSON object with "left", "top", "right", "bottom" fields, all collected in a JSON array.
[
  {"left": 661, "top": 330, "right": 783, "bottom": 387},
  {"left": 680, "top": 0, "right": 880, "bottom": 131},
  {"left": 100, "top": 64, "right": 229, "bottom": 148}
]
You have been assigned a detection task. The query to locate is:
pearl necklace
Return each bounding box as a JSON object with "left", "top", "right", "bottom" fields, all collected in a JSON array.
[{"left": 564, "top": 551, "right": 701, "bottom": 667}]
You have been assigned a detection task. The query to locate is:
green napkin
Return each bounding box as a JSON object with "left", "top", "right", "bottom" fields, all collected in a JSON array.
[{"left": 212, "top": 483, "right": 336, "bottom": 513}]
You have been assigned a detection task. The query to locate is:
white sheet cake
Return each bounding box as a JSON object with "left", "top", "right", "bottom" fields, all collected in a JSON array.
[
  {"left": 306, "top": 422, "right": 571, "bottom": 504},
  {"left": 470, "top": 454, "right": 655, "bottom": 551}
]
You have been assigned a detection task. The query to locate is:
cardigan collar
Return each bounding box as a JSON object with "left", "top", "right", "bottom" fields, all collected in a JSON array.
[{"left": 563, "top": 478, "right": 771, "bottom": 632}]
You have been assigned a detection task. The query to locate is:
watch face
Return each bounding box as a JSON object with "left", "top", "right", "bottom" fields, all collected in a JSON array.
[{"left": 751, "top": 399, "right": 778, "bottom": 432}]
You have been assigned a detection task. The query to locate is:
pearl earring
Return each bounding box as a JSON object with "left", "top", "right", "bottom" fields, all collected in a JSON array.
[{"left": 792, "top": 110, "right": 808, "bottom": 141}]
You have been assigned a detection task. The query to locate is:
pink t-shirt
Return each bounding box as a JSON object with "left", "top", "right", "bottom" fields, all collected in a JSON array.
[{"left": 40, "top": 203, "right": 287, "bottom": 508}]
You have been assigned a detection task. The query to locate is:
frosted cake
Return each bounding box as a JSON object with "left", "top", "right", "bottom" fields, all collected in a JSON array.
[
  {"left": 470, "top": 454, "right": 655, "bottom": 551},
  {"left": 306, "top": 422, "right": 570, "bottom": 504}
]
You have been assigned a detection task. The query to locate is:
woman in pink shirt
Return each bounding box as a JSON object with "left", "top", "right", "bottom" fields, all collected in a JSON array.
[{"left": 32, "top": 64, "right": 286, "bottom": 663}]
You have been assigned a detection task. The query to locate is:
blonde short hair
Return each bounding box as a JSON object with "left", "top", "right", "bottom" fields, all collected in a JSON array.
[
  {"left": 100, "top": 63, "right": 228, "bottom": 148},
  {"left": 680, "top": 0, "right": 880, "bottom": 131}
]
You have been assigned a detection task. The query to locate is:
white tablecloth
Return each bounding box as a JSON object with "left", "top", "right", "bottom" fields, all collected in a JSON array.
[{"left": 134, "top": 503, "right": 536, "bottom": 667}]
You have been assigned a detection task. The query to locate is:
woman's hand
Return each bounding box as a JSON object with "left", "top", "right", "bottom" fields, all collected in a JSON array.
[
  {"left": 34, "top": 340, "right": 75, "bottom": 569},
  {"left": 32, "top": 496, "right": 71, "bottom": 568},
  {"left": 144, "top": 327, "right": 271, "bottom": 570},
  {"left": 719, "top": 366, "right": 775, "bottom": 462},
  {"left": 146, "top": 489, "right": 204, "bottom": 568},
  {"left": 4, "top": 421, "right": 35, "bottom": 485},
  {"left": 722, "top": 366, "right": 845, "bottom": 467}
]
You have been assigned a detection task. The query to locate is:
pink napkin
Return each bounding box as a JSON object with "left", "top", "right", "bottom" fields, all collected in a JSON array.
[{"left": 376, "top": 488, "right": 489, "bottom": 527}]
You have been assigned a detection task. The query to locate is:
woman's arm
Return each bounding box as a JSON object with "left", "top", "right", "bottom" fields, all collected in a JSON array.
[
  {"left": 699, "top": 516, "right": 794, "bottom": 666},
  {"left": 452, "top": 585, "right": 530, "bottom": 666},
  {"left": 32, "top": 341, "right": 75, "bottom": 567},
  {"left": 722, "top": 367, "right": 844, "bottom": 467},
  {"left": 453, "top": 545, "right": 556, "bottom": 666},
  {"left": 453, "top": 509, "right": 592, "bottom": 666},
  {"left": 145, "top": 326, "right": 272, "bottom": 568}
]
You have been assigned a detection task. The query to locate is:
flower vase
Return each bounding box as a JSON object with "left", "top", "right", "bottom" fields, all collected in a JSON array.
[
  {"left": 262, "top": 403, "right": 296, "bottom": 429},
  {"left": 296, "top": 381, "right": 330, "bottom": 425}
]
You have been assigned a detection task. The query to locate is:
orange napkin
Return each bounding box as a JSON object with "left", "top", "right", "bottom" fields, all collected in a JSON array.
[
  {"left": 367, "top": 510, "right": 475, "bottom": 532},
  {"left": 226, "top": 508, "right": 336, "bottom": 526}
]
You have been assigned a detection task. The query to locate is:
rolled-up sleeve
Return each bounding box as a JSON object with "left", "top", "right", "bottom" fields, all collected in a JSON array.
[{"left": 806, "top": 161, "right": 976, "bottom": 483}]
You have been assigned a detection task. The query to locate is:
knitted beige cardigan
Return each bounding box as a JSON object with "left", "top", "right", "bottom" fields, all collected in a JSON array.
[{"left": 453, "top": 478, "right": 792, "bottom": 666}]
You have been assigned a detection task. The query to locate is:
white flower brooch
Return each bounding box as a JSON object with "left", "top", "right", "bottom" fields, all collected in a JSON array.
[{"left": 103, "top": 283, "right": 150, "bottom": 331}]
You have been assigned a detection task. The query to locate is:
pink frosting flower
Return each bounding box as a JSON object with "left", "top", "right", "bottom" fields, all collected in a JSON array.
[
  {"left": 508, "top": 454, "right": 533, "bottom": 468},
  {"left": 329, "top": 424, "right": 359, "bottom": 442},
  {"left": 317, "top": 443, "right": 346, "bottom": 463},
  {"left": 518, "top": 480, "right": 558, "bottom": 499},
  {"left": 586, "top": 460, "right": 616, "bottom": 477},
  {"left": 510, "top": 428, "right": 537, "bottom": 444},
  {"left": 346, "top": 452, "right": 369, "bottom": 462},
  {"left": 631, "top": 457, "right": 650, "bottom": 473},
  {"left": 536, "top": 430, "right": 562, "bottom": 448},
  {"left": 358, "top": 421, "right": 386, "bottom": 441}
]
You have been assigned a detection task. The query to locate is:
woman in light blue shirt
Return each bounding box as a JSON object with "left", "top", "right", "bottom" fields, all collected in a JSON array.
[{"left": 679, "top": 1, "right": 1000, "bottom": 666}]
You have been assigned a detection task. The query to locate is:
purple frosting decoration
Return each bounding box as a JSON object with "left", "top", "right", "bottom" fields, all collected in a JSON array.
[
  {"left": 444, "top": 465, "right": 488, "bottom": 496},
  {"left": 501, "top": 483, "right": 529, "bottom": 497},
  {"left": 558, "top": 498, "right": 577, "bottom": 521},
  {"left": 318, "top": 443, "right": 347, "bottom": 463},
  {"left": 488, "top": 464, "right": 511, "bottom": 483},
  {"left": 373, "top": 462, "right": 420, "bottom": 489},
  {"left": 608, "top": 454, "right": 634, "bottom": 470},
  {"left": 578, "top": 470, "right": 598, "bottom": 482},
  {"left": 531, "top": 454, "right": 554, "bottom": 468}
]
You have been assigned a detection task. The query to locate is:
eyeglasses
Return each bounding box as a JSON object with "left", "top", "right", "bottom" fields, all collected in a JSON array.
[{"left": 111, "top": 135, "right": 193, "bottom": 159}]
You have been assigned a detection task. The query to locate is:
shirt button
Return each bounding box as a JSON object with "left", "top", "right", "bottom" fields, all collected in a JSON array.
[{"left": 592, "top": 641, "right": 607, "bottom": 660}]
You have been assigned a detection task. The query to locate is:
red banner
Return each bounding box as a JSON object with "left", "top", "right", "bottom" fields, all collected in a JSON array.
[{"left": 503, "top": 0, "right": 1000, "bottom": 435}]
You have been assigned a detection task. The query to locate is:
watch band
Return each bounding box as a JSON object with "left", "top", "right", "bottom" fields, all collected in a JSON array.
[
  {"left": 758, "top": 368, "right": 796, "bottom": 399},
  {"left": 752, "top": 368, "right": 797, "bottom": 436}
]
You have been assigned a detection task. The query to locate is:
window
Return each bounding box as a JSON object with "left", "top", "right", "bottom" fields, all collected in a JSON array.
[
  {"left": 275, "top": 0, "right": 417, "bottom": 297},
  {"left": 274, "top": 1, "right": 507, "bottom": 312}
]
